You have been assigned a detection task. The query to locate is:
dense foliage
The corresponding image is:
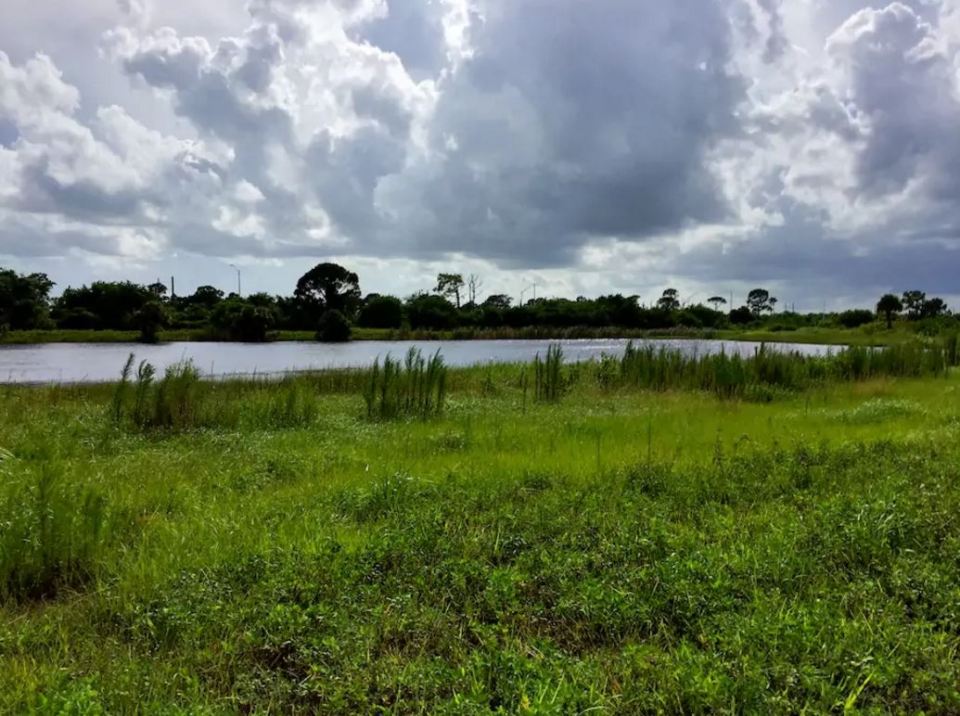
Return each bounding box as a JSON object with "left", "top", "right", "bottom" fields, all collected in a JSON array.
[{"left": 0, "top": 265, "right": 955, "bottom": 342}]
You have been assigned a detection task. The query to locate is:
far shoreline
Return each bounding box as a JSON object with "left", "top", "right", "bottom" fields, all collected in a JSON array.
[{"left": 0, "top": 325, "right": 904, "bottom": 348}]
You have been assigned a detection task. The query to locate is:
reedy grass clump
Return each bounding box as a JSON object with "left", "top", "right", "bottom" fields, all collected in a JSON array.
[
  {"left": 111, "top": 355, "right": 326, "bottom": 432},
  {"left": 0, "top": 461, "right": 113, "bottom": 602},
  {"left": 363, "top": 347, "right": 448, "bottom": 420},
  {"left": 610, "top": 339, "right": 951, "bottom": 400},
  {"left": 533, "top": 343, "right": 565, "bottom": 402},
  {"left": 111, "top": 355, "right": 208, "bottom": 432}
]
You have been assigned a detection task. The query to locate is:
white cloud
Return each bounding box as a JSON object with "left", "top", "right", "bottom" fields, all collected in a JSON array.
[{"left": 2, "top": 0, "right": 960, "bottom": 305}]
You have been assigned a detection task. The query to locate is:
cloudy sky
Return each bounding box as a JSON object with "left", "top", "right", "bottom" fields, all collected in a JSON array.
[{"left": 1, "top": 0, "right": 958, "bottom": 309}]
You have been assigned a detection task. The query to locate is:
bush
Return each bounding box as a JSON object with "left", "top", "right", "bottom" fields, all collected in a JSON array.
[
  {"left": 838, "top": 309, "right": 875, "bottom": 329},
  {"left": 135, "top": 301, "right": 168, "bottom": 343},
  {"left": 728, "top": 306, "right": 754, "bottom": 325},
  {"left": 358, "top": 296, "right": 404, "bottom": 329},
  {"left": 211, "top": 300, "right": 276, "bottom": 342},
  {"left": 406, "top": 294, "right": 458, "bottom": 330},
  {"left": 317, "top": 310, "right": 352, "bottom": 343}
]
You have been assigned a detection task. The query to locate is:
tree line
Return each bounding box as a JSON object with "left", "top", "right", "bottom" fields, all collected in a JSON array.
[{"left": 0, "top": 263, "right": 952, "bottom": 342}]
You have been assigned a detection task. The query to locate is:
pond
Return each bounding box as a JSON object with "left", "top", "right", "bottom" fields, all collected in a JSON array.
[{"left": 0, "top": 338, "right": 836, "bottom": 384}]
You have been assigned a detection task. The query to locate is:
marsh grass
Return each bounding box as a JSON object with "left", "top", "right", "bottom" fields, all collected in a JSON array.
[
  {"left": 363, "top": 347, "right": 447, "bottom": 420},
  {"left": 534, "top": 343, "right": 565, "bottom": 402},
  {"left": 0, "top": 462, "right": 113, "bottom": 602},
  {"left": 5, "top": 341, "right": 960, "bottom": 710},
  {"left": 612, "top": 340, "right": 950, "bottom": 400}
]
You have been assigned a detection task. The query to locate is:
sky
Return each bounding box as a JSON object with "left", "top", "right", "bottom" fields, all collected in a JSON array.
[{"left": 1, "top": 0, "right": 959, "bottom": 310}]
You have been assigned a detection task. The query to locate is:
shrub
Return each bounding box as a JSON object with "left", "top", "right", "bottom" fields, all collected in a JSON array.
[
  {"left": 728, "top": 306, "right": 754, "bottom": 325},
  {"left": 135, "top": 300, "right": 168, "bottom": 343},
  {"left": 317, "top": 310, "right": 352, "bottom": 343},
  {"left": 838, "top": 309, "right": 875, "bottom": 329},
  {"left": 212, "top": 300, "right": 276, "bottom": 342},
  {"left": 405, "top": 294, "right": 458, "bottom": 330},
  {"left": 358, "top": 296, "right": 404, "bottom": 329}
]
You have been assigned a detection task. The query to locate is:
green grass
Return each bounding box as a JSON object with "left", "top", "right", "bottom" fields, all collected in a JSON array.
[
  {"left": 2, "top": 351, "right": 960, "bottom": 712},
  {"left": 716, "top": 325, "right": 919, "bottom": 347},
  {"left": 0, "top": 323, "right": 927, "bottom": 346}
]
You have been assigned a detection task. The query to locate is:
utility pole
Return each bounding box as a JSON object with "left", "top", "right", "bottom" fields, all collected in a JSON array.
[
  {"left": 171, "top": 276, "right": 176, "bottom": 299},
  {"left": 229, "top": 264, "right": 242, "bottom": 297}
]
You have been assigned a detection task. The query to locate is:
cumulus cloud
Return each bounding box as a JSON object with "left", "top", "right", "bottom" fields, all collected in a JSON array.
[{"left": 1, "top": 0, "right": 960, "bottom": 304}]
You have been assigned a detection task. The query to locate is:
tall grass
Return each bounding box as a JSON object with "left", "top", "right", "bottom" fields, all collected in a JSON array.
[
  {"left": 534, "top": 344, "right": 565, "bottom": 402},
  {"left": 111, "top": 358, "right": 207, "bottom": 431},
  {"left": 363, "top": 348, "right": 448, "bottom": 420},
  {"left": 0, "top": 463, "right": 112, "bottom": 602},
  {"left": 107, "top": 338, "right": 952, "bottom": 434},
  {"left": 111, "top": 356, "right": 321, "bottom": 432},
  {"left": 611, "top": 340, "right": 950, "bottom": 400}
]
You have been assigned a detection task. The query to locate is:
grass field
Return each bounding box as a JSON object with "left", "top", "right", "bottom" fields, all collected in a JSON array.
[{"left": 2, "top": 348, "right": 960, "bottom": 712}]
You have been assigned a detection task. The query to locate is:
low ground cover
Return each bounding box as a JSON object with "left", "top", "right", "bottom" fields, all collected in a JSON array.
[{"left": 1, "top": 349, "right": 959, "bottom": 712}]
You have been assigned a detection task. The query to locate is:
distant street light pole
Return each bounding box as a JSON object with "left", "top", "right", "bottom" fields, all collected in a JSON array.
[{"left": 229, "top": 264, "right": 242, "bottom": 297}]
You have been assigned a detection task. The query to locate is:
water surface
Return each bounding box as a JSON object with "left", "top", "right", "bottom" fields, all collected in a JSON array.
[{"left": 0, "top": 339, "right": 835, "bottom": 384}]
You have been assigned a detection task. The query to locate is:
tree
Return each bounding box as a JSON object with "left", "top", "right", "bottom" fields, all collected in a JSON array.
[
  {"left": 358, "top": 295, "right": 404, "bottom": 329},
  {"left": 707, "top": 296, "right": 727, "bottom": 311},
  {"left": 317, "top": 309, "right": 352, "bottom": 342},
  {"left": 657, "top": 288, "right": 680, "bottom": 311},
  {"left": 746, "top": 288, "right": 777, "bottom": 317},
  {"left": 406, "top": 293, "right": 459, "bottom": 330},
  {"left": 729, "top": 306, "right": 754, "bottom": 325},
  {"left": 482, "top": 294, "right": 513, "bottom": 310},
  {"left": 0, "top": 269, "right": 55, "bottom": 330},
  {"left": 135, "top": 301, "right": 168, "bottom": 343},
  {"left": 922, "top": 297, "right": 948, "bottom": 319},
  {"left": 876, "top": 294, "right": 903, "bottom": 329},
  {"left": 148, "top": 282, "right": 168, "bottom": 299},
  {"left": 838, "top": 309, "right": 875, "bottom": 329},
  {"left": 55, "top": 281, "right": 153, "bottom": 330},
  {"left": 211, "top": 298, "right": 276, "bottom": 342},
  {"left": 902, "top": 290, "right": 926, "bottom": 320},
  {"left": 186, "top": 285, "right": 225, "bottom": 307},
  {"left": 467, "top": 274, "right": 483, "bottom": 305},
  {"left": 435, "top": 273, "right": 465, "bottom": 308},
  {"left": 295, "top": 263, "right": 361, "bottom": 322}
]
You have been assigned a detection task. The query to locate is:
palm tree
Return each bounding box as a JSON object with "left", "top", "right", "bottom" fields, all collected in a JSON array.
[{"left": 876, "top": 294, "right": 903, "bottom": 329}]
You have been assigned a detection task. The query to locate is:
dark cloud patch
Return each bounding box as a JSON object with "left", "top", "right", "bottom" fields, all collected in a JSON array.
[
  {"left": 668, "top": 201, "right": 960, "bottom": 300},
  {"left": 375, "top": 0, "right": 747, "bottom": 263}
]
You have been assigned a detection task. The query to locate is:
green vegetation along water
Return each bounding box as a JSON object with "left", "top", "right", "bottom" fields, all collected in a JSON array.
[{"left": 2, "top": 345, "right": 960, "bottom": 712}]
